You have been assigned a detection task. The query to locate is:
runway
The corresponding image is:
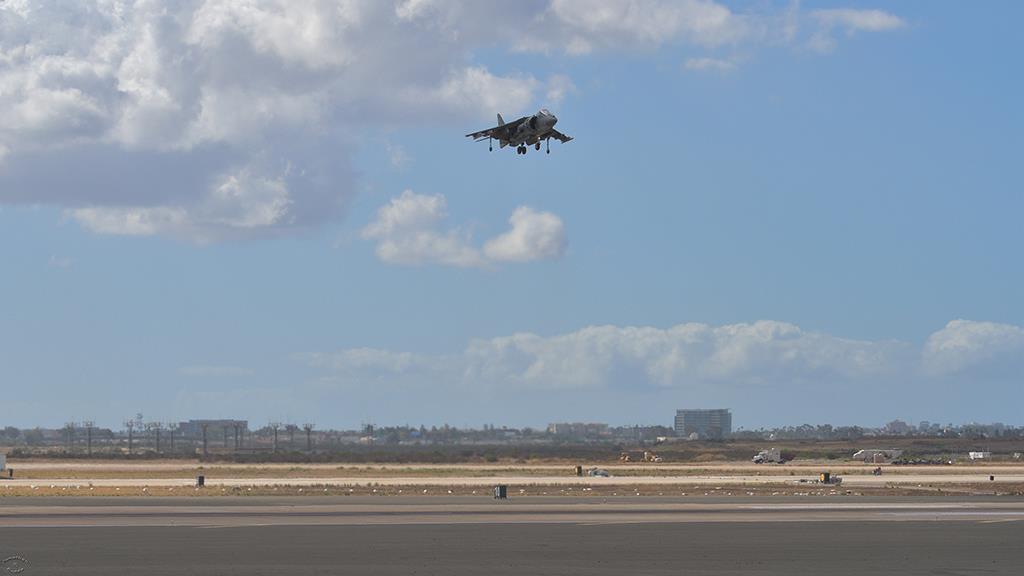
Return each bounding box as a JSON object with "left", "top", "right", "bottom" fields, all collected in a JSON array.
[
  {"left": 4, "top": 496, "right": 1024, "bottom": 527},
  {"left": 1, "top": 497, "right": 1022, "bottom": 574}
]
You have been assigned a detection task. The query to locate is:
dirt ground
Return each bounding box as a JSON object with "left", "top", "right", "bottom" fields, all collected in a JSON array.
[{"left": 2, "top": 458, "right": 1023, "bottom": 498}]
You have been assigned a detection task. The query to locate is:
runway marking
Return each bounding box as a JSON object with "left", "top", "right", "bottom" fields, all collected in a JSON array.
[{"left": 882, "top": 511, "right": 1024, "bottom": 516}]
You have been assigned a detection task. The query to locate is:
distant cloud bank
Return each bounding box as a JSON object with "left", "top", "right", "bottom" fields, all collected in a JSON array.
[{"left": 299, "top": 319, "right": 1022, "bottom": 392}]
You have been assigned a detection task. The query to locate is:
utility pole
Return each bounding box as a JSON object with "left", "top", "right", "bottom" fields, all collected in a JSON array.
[
  {"left": 201, "top": 423, "right": 209, "bottom": 457},
  {"left": 83, "top": 420, "right": 94, "bottom": 457},
  {"left": 147, "top": 422, "right": 163, "bottom": 454},
  {"left": 287, "top": 424, "right": 297, "bottom": 450},
  {"left": 124, "top": 420, "right": 135, "bottom": 456},
  {"left": 303, "top": 423, "right": 315, "bottom": 452},
  {"left": 270, "top": 422, "right": 281, "bottom": 453},
  {"left": 64, "top": 422, "right": 76, "bottom": 453},
  {"left": 233, "top": 423, "right": 241, "bottom": 451},
  {"left": 167, "top": 423, "right": 178, "bottom": 453}
]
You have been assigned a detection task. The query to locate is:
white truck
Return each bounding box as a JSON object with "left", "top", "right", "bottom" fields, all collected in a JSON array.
[{"left": 752, "top": 448, "right": 784, "bottom": 464}]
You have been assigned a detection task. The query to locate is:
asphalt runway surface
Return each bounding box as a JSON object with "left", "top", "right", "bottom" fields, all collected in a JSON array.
[{"left": 2, "top": 497, "right": 1023, "bottom": 575}]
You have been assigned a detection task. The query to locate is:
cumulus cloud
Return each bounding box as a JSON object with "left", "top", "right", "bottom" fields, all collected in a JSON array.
[
  {"left": 298, "top": 320, "right": 914, "bottom": 391},
  {"left": 297, "top": 320, "right": 1024, "bottom": 409},
  {"left": 0, "top": 1, "right": 543, "bottom": 241},
  {"left": 363, "top": 191, "right": 566, "bottom": 267},
  {"left": 0, "top": 1, "right": 905, "bottom": 242},
  {"left": 460, "top": 321, "right": 907, "bottom": 390},
  {"left": 361, "top": 190, "right": 484, "bottom": 267},
  {"left": 923, "top": 320, "right": 1024, "bottom": 378},
  {"left": 483, "top": 207, "right": 567, "bottom": 263}
]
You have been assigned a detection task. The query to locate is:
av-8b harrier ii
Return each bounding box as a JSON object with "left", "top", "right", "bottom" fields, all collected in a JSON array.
[{"left": 466, "top": 109, "right": 573, "bottom": 155}]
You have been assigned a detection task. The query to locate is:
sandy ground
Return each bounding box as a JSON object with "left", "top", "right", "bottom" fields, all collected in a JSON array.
[
  {"left": 3, "top": 473, "right": 1024, "bottom": 487},
  {"left": 3, "top": 459, "right": 1023, "bottom": 497},
  {"left": 12, "top": 459, "right": 1024, "bottom": 474}
]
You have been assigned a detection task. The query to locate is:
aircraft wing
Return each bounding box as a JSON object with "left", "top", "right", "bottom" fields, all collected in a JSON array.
[
  {"left": 549, "top": 129, "right": 573, "bottom": 143},
  {"left": 465, "top": 116, "right": 526, "bottom": 141}
]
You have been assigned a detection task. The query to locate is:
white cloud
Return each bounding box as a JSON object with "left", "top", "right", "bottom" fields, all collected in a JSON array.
[
  {"left": 811, "top": 9, "right": 906, "bottom": 33},
  {"left": 299, "top": 319, "right": 1024, "bottom": 399},
  {"left": 289, "top": 319, "right": 1023, "bottom": 425},
  {"left": 922, "top": 320, "right": 1024, "bottom": 377},
  {"left": 544, "top": 0, "right": 745, "bottom": 51},
  {"left": 361, "top": 190, "right": 484, "bottom": 268},
  {"left": 0, "top": 1, "right": 905, "bottom": 242},
  {"left": 483, "top": 206, "right": 567, "bottom": 263},
  {"left": 684, "top": 56, "right": 737, "bottom": 72},
  {"left": 67, "top": 167, "right": 294, "bottom": 240},
  {"left": 363, "top": 191, "right": 566, "bottom": 268},
  {"left": 410, "top": 66, "right": 538, "bottom": 120},
  {"left": 297, "top": 319, "right": 926, "bottom": 392},
  {"left": 0, "top": 1, "right": 544, "bottom": 241},
  {"left": 70, "top": 206, "right": 190, "bottom": 237},
  {"left": 808, "top": 8, "right": 905, "bottom": 53},
  {"left": 462, "top": 321, "right": 906, "bottom": 390},
  {"left": 545, "top": 74, "right": 577, "bottom": 105}
]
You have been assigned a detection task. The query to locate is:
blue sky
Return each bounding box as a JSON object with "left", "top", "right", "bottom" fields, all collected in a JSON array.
[{"left": 1, "top": 1, "right": 1021, "bottom": 430}]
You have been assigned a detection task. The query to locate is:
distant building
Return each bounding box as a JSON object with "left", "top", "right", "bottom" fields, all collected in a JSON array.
[
  {"left": 883, "top": 419, "right": 912, "bottom": 436},
  {"left": 547, "top": 422, "right": 610, "bottom": 439},
  {"left": 674, "top": 409, "right": 732, "bottom": 439},
  {"left": 177, "top": 419, "right": 248, "bottom": 439}
]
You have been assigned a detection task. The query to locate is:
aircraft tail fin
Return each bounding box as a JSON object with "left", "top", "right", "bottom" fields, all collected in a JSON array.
[{"left": 497, "top": 113, "right": 505, "bottom": 127}]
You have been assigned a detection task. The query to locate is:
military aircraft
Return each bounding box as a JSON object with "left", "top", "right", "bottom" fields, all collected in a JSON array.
[{"left": 466, "top": 109, "right": 573, "bottom": 155}]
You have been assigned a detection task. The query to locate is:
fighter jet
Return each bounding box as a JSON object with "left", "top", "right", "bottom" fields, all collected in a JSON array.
[{"left": 465, "top": 109, "right": 573, "bottom": 155}]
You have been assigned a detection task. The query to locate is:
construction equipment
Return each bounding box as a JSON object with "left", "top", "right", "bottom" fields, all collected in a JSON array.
[
  {"left": 642, "top": 451, "right": 662, "bottom": 463},
  {"left": 818, "top": 472, "right": 842, "bottom": 485}
]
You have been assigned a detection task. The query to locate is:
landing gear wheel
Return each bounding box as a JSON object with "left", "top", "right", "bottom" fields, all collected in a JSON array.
[{"left": 535, "top": 142, "right": 541, "bottom": 151}]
